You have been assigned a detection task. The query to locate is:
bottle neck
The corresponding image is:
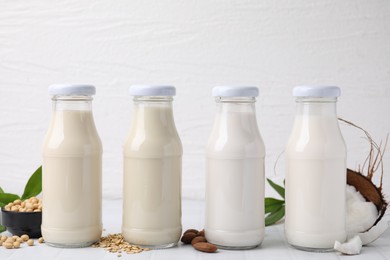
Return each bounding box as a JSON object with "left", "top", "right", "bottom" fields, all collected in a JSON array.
[
  {"left": 46, "top": 96, "right": 99, "bottom": 142},
  {"left": 213, "top": 97, "right": 259, "bottom": 136},
  {"left": 215, "top": 97, "right": 257, "bottom": 114},
  {"left": 52, "top": 96, "right": 93, "bottom": 111},
  {"left": 131, "top": 96, "right": 176, "bottom": 130},
  {"left": 208, "top": 96, "right": 264, "bottom": 158},
  {"left": 132, "top": 96, "right": 174, "bottom": 106},
  {"left": 295, "top": 97, "right": 338, "bottom": 118},
  {"left": 132, "top": 96, "right": 174, "bottom": 111}
]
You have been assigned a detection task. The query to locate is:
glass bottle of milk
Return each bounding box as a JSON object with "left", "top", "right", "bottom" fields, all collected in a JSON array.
[
  {"left": 42, "top": 84, "right": 102, "bottom": 247},
  {"left": 122, "top": 85, "right": 183, "bottom": 249},
  {"left": 205, "top": 86, "right": 265, "bottom": 249},
  {"left": 285, "top": 86, "right": 347, "bottom": 251}
]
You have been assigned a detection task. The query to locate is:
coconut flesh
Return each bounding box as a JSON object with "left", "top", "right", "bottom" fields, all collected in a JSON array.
[
  {"left": 334, "top": 175, "right": 389, "bottom": 255},
  {"left": 344, "top": 168, "right": 388, "bottom": 246},
  {"left": 334, "top": 235, "right": 363, "bottom": 255},
  {"left": 334, "top": 119, "right": 389, "bottom": 254},
  {"left": 335, "top": 195, "right": 388, "bottom": 254},
  {"left": 346, "top": 185, "right": 378, "bottom": 234}
]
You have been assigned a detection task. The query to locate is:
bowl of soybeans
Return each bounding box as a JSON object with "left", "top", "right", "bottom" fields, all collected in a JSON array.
[{"left": 1, "top": 197, "right": 42, "bottom": 238}]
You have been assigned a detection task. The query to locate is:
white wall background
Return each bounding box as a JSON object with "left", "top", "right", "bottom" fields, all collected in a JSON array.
[{"left": 1, "top": 0, "right": 389, "bottom": 200}]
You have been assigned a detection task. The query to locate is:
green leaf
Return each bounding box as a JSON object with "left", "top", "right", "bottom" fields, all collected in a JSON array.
[
  {"left": 267, "top": 178, "right": 285, "bottom": 199},
  {"left": 265, "top": 197, "right": 284, "bottom": 214},
  {"left": 0, "top": 187, "right": 4, "bottom": 193},
  {"left": 0, "top": 193, "right": 20, "bottom": 205},
  {"left": 21, "top": 166, "right": 42, "bottom": 200},
  {"left": 265, "top": 205, "right": 285, "bottom": 226},
  {"left": 0, "top": 225, "right": 6, "bottom": 233},
  {"left": 0, "top": 202, "right": 5, "bottom": 208}
]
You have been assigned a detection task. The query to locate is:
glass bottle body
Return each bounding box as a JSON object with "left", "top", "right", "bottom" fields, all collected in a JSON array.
[
  {"left": 122, "top": 96, "right": 183, "bottom": 249},
  {"left": 205, "top": 97, "right": 265, "bottom": 249},
  {"left": 285, "top": 97, "right": 347, "bottom": 251},
  {"left": 42, "top": 95, "right": 102, "bottom": 248}
]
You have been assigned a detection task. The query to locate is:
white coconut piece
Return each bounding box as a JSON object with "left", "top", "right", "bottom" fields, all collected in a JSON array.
[
  {"left": 334, "top": 235, "right": 363, "bottom": 255},
  {"left": 348, "top": 219, "right": 390, "bottom": 245},
  {"left": 346, "top": 185, "right": 378, "bottom": 233}
]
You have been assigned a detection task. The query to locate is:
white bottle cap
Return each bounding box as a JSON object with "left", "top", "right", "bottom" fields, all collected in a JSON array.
[
  {"left": 49, "top": 84, "right": 96, "bottom": 96},
  {"left": 293, "top": 86, "right": 341, "bottom": 97},
  {"left": 212, "top": 86, "right": 259, "bottom": 97},
  {"left": 129, "top": 85, "right": 176, "bottom": 96}
]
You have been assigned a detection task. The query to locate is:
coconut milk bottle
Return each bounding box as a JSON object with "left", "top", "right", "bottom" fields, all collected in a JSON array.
[
  {"left": 42, "top": 84, "right": 102, "bottom": 247},
  {"left": 122, "top": 85, "right": 182, "bottom": 248},
  {"left": 285, "top": 85, "right": 347, "bottom": 251},
  {"left": 205, "top": 86, "right": 265, "bottom": 249}
]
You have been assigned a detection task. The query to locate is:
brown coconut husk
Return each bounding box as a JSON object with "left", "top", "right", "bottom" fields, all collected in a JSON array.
[{"left": 340, "top": 118, "right": 389, "bottom": 228}]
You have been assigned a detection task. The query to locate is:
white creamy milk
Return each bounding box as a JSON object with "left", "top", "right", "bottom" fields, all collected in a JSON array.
[
  {"left": 205, "top": 86, "right": 265, "bottom": 249},
  {"left": 285, "top": 86, "right": 347, "bottom": 251},
  {"left": 122, "top": 86, "right": 182, "bottom": 248},
  {"left": 42, "top": 85, "right": 102, "bottom": 247}
]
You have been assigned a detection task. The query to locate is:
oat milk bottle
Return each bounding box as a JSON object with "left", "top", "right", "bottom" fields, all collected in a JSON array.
[
  {"left": 285, "top": 86, "right": 347, "bottom": 251},
  {"left": 205, "top": 86, "right": 265, "bottom": 249},
  {"left": 122, "top": 85, "right": 182, "bottom": 248},
  {"left": 42, "top": 84, "right": 102, "bottom": 247}
]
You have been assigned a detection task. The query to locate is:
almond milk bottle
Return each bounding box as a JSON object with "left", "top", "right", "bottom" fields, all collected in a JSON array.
[
  {"left": 42, "top": 84, "right": 102, "bottom": 247},
  {"left": 122, "top": 85, "right": 182, "bottom": 248},
  {"left": 285, "top": 86, "right": 347, "bottom": 251},
  {"left": 205, "top": 86, "right": 265, "bottom": 249}
]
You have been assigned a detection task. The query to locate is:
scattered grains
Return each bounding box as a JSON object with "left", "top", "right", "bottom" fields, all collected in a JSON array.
[
  {"left": 21, "top": 234, "right": 29, "bottom": 241},
  {"left": 6, "top": 237, "right": 15, "bottom": 243},
  {"left": 38, "top": 237, "right": 44, "bottom": 243},
  {"left": 4, "top": 242, "right": 13, "bottom": 249},
  {"left": 92, "top": 234, "right": 150, "bottom": 255},
  {"left": 13, "top": 241, "right": 20, "bottom": 248},
  {"left": 0, "top": 234, "right": 44, "bottom": 249}
]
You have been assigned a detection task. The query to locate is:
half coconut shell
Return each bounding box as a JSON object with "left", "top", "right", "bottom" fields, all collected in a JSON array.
[{"left": 347, "top": 168, "right": 388, "bottom": 227}]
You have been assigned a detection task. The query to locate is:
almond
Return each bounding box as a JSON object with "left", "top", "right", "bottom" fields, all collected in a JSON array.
[
  {"left": 192, "top": 242, "right": 217, "bottom": 253},
  {"left": 191, "top": 236, "right": 206, "bottom": 246},
  {"left": 181, "top": 232, "right": 197, "bottom": 244},
  {"left": 197, "top": 229, "right": 205, "bottom": 237},
  {"left": 184, "top": 229, "right": 199, "bottom": 235}
]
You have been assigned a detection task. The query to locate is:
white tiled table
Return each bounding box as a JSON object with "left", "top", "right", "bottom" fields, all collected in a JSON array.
[{"left": 1, "top": 199, "right": 389, "bottom": 260}]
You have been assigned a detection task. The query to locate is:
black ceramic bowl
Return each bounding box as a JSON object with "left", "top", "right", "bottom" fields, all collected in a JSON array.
[{"left": 1, "top": 208, "right": 42, "bottom": 238}]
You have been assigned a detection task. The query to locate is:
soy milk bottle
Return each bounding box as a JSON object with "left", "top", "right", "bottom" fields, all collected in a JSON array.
[
  {"left": 42, "top": 84, "right": 102, "bottom": 247},
  {"left": 205, "top": 86, "right": 265, "bottom": 249},
  {"left": 285, "top": 86, "right": 347, "bottom": 251},
  {"left": 122, "top": 85, "right": 182, "bottom": 248}
]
